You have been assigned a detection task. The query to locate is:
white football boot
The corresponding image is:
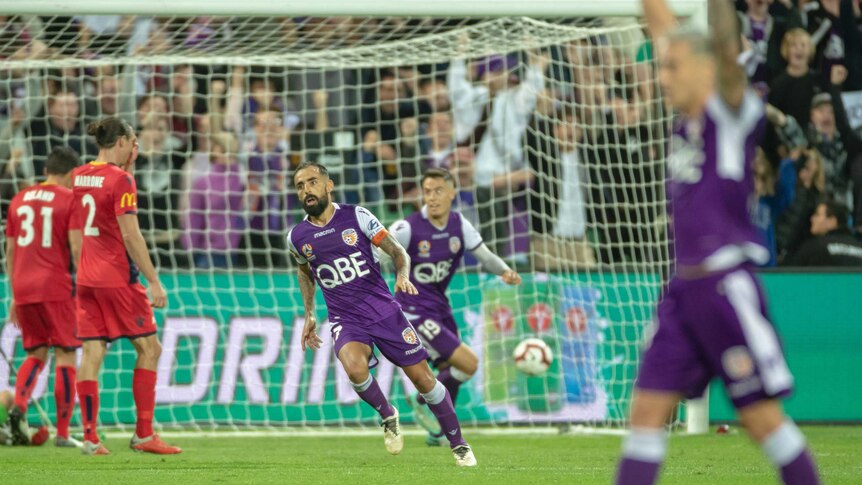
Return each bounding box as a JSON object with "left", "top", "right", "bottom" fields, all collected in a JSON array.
[
  {"left": 452, "top": 444, "right": 477, "bottom": 467},
  {"left": 380, "top": 407, "right": 404, "bottom": 455}
]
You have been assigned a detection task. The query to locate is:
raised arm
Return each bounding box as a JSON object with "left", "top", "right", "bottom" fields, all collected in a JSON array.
[
  {"left": 377, "top": 234, "right": 418, "bottom": 295},
  {"left": 710, "top": 0, "right": 748, "bottom": 109},
  {"left": 642, "top": 0, "right": 677, "bottom": 39}
]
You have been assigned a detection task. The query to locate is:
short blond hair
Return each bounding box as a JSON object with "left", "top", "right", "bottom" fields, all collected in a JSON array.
[{"left": 781, "top": 28, "right": 815, "bottom": 62}]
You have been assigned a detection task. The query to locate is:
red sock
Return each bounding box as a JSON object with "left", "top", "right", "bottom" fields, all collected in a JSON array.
[
  {"left": 54, "top": 366, "right": 77, "bottom": 439},
  {"left": 133, "top": 368, "right": 157, "bottom": 438},
  {"left": 14, "top": 357, "right": 45, "bottom": 411},
  {"left": 76, "top": 380, "right": 100, "bottom": 443}
]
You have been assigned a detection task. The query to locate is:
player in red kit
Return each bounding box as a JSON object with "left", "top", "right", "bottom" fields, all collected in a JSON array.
[
  {"left": 5, "top": 147, "right": 83, "bottom": 448},
  {"left": 72, "top": 117, "right": 180, "bottom": 456}
]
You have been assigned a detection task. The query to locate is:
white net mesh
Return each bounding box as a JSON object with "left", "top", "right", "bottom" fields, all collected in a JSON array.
[{"left": 0, "top": 14, "right": 671, "bottom": 431}]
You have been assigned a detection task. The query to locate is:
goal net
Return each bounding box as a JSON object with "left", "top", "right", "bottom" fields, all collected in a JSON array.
[{"left": 0, "top": 13, "right": 674, "bottom": 432}]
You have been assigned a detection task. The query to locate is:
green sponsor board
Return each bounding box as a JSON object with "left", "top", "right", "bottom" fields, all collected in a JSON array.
[{"left": 1, "top": 272, "right": 858, "bottom": 426}]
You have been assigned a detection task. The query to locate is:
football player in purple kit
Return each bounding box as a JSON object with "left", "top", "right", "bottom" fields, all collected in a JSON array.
[
  {"left": 287, "top": 162, "right": 477, "bottom": 467},
  {"left": 615, "top": 0, "right": 821, "bottom": 484},
  {"left": 389, "top": 168, "right": 521, "bottom": 446}
]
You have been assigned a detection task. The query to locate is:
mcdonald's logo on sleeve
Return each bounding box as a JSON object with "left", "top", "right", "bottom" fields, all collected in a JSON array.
[{"left": 120, "top": 192, "right": 137, "bottom": 208}]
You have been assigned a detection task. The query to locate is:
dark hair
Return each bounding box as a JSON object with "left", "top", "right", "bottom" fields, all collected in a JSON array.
[
  {"left": 421, "top": 168, "right": 456, "bottom": 187},
  {"left": 293, "top": 161, "right": 329, "bottom": 183},
  {"left": 86, "top": 117, "right": 133, "bottom": 148},
  {"left": 45, "top": 146, "right": 81, "bottom": 175},
  {"left": 820, "top": 200, "right": 849, "bottom": 228}
]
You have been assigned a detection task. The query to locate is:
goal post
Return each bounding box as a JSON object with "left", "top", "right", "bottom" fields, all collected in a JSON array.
[{"left": 0, "top": 0, "right": 710, "bottom": 434}]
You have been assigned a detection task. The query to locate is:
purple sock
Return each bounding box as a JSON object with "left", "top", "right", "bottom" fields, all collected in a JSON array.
[
  {"left": 423, "top": 382, "right": 466, "bottom": 448},
  {"left": 436, "top": 368, "right": 463, "bottom": 404},
  {"left": 417, "top": 368, "right": 466, "bottom": 406},
  {"left": 615, "top": 458, "right": 661, "bottom": 485},
  {"left": 353, "top": 377, "right": 395, "bottom": 419},
  {"left": 762, "top": 422, "right": 820, "bottom": 485},
  {"left": 780, "top": 450, "right": 820, "bottom": 485}
]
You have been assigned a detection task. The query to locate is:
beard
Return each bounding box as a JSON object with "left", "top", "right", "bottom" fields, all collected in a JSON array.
[{"left": 302, "top": 193, "right": 330, "bottom": 218}]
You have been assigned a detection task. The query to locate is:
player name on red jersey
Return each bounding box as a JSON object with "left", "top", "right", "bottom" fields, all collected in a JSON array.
[
  {"left": 22, "top": 189, "right": 56, "bottom": 202},
  {"left": 74, "top": 175, "right": 106, "bottom": 188}
]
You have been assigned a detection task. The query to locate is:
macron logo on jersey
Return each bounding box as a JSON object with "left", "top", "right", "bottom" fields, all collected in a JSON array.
[{"left": 74, "top": 175, "right": 105, "bottom": 188}]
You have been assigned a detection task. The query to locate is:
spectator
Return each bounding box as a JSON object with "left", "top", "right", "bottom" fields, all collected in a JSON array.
[
  {"left": 528, "top": 106, "right": 596, "bottom": 271},
  {"left": 586, "top": 84, "right": 663, "bottom": 265},
  {"left": 27, "top": 90, "right": 98, "bottom": 181},
  {"left": 786, "top": 200, "right": 862, "bottom": 265},
  {"left": 738, "top": 0, "right": 804, "bottom": 93},
  {"left": 838, "top": 0, "right": 862, "bottom": 90},
  {"left": 183, "top": 132, "right": 245, "bottom": 269},
  {"left": 226, "top": 66, "right": 299, "bottom": 137},
  {"left": 802, "top": 0, "right": 847, "bottom": 87},
  {"left": 242, "top": 108, "right": 290, "bottom": 268},
  {"left": 776, "top": 149, "right": 827, "bottom": 261},
  {"left": 753, "top": 148, "right": 796, "bottom": 266},
  {"left": 417, "top": 76, "right": 451, "bottom": 117},
  {"left": 821, "top": 65, "right": 862, "bottom": 227},
  {"left": 448, "top": 49, "right": 549, "bottom": 255},
  {"left": 135, "top": 115, "right": 185, "bottom": 267},
  {"left": 83, "top": 66, "right": 137, "bottom": 125},
  {"left": 770, "top": 28, "right": 819, "bottom": 130},
  {"left": 356, "top": 71, "right": 409, "bottom": 203}
]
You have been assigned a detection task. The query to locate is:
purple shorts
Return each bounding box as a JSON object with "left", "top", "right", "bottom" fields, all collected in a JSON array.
[
  {"left": 636, "top": 268, "right": 794, "bottom": 409},
  {"left": 404, "top": 312, "right": 462, "bottom": 367},
  {"left": 331, "top": 311, "right": 429, "bottom": 368}
]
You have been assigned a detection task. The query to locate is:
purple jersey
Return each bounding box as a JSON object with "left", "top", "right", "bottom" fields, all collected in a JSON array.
[
  {"left": 390, "top": 208, "right": 483, "bottom": 319},
  {"left": 667, "top": 91, "right": 769, "bottom": 270},
  {"left": 287, "top": 204, "right": 400, "bottom": 324}
]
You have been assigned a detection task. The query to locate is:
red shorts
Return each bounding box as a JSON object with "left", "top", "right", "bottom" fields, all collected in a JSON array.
[
  {"left": 76, "top": 284, "right": 157, "bottom": 341},
  {"left": 16, "top": 299, "right": 81, "bottom": 351}
]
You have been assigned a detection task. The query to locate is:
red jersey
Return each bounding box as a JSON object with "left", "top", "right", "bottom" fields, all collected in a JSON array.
[
  {"left": 72, "top": 162, "right": 141, "bottom": 288},
  {"left": 5, "top": 183, "right": 80, "bottom": 304}
]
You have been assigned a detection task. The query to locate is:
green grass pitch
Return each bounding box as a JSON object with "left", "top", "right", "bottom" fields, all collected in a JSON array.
[{"left": 2, "top": 426, "right": 860, "bottom": 484}]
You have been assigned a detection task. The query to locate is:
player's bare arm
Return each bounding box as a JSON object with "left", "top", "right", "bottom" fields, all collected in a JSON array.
[
  {"left": 642, "top": 0, "right": 677, "bottom": 39},
  {"left": 297, "top": 262, "right": 322, "bottom": 351},
  {"left": 377, "top": 234, "right": 418, "bottom": 295},
  {"left": 68, "top": 229, "right": 82, "bottom": 268},
  {"left": 4, "top": 237, "right": 17, "bottom": 325},
  {"left": 470, "top": 244, "right": 522, "bottom": 285},
  {"left": 709, "top": 0, "right": 747, "bottom": 109},
  {"left": 117, "top": 213, "right": 166, "bottom": 308}
]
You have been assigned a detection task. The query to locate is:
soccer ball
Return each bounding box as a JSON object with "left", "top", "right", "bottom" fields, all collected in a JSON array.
[{"left": 513, "top": 338, "right": 553, "bottom": 376}]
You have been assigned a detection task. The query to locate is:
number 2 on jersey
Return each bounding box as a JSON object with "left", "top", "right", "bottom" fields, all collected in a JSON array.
[
  {"left": 82, "top": 193, "right": 100, "bottom": 236},
  {"left": 16, "top": 205, "right": 54, "bottom": 248}
]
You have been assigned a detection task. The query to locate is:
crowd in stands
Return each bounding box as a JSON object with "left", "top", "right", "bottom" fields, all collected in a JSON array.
[{"left": 1, "top": 6, "right": 861, "bottom": 272}]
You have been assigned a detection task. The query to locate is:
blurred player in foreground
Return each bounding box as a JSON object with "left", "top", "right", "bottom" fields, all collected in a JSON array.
[
  {"left": 5, "top": 146, "right": 83, "bottom": 447},
  {"left": 615, "top": 0, "right": 820, "bottom": 484},
  {"left": 72, "top": 117, "right": 180, "bottom": 456},
  {"left": 389, "top": 168, "right": 520, "bottom": 446},
  {"left": 288, "top": 162, "right": 476, "bottom": 467},
  {"left": 0, "top": 390, "right": 49, "bottom": 446}
]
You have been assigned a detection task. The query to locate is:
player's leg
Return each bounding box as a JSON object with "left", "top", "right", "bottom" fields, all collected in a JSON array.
[
  {"left": 615, "top": 389, "right": 681, "bottom": 485},
  {"left": 9, "top": 303, "right": 50, "bottom": 445},
  {"left": 77, "top": 339, "right": 108, "bottom": 454},
  {"left": 128, "top": 334, "right": 181, "bottom": 454},
  {"left": 46, "top": 299, "right": 82, "bottom": 446},
  {"left": 439, "top": 343, "right": 478, "bottom": 404},
  {"left": 737, "top": 400, "right": 819, "bottom": 485},
  {"left": 401, "top": 360, "right": 476, "bottom": 466},
  {"left": 53, "top": 347, "right": 78, "bottom": 444},
  {"left": 336, "top": 337, "right": 402, "bottom": 455},
  {"left": 414, "top": 317, "right": 475, "bottom": 406},
  {"left": 715, "top": 271, "right": 819, "bottom": 484},
  {"left": 337, "top": 340, "right": 396, "bottom": 420},
  {"left": 615, "top": 289, "right": 707, "bottom": 485}
]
